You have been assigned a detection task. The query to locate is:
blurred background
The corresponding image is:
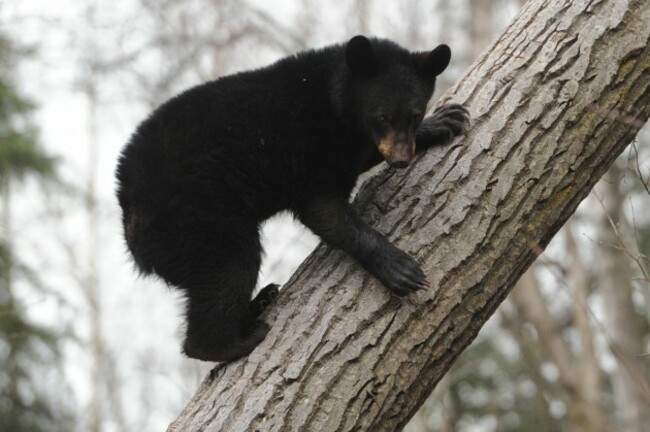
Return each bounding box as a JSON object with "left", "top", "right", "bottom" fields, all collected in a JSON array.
[{"left": 0, "top": 0, "right": 648, "bottom": 431}]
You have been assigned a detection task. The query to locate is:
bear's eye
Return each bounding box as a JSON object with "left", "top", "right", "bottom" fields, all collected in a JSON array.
[{"left": 377, "top": 115, "right": 390, "bottom": 124}]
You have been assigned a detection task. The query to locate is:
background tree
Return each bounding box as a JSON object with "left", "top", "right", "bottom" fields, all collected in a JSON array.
[{"left": 0, "top": 31, "right": 73, "bottom": 432}]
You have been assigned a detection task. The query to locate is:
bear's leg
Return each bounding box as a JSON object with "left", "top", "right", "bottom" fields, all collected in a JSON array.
[
  {"left": 295, "top": 197, "right": 428, "bottom": 296},
  {"left": 179, "top": 227, "right": 270, "bottom": 362},
  {"left": 183, "top": 292, "right": 270, "bottom": 362}
]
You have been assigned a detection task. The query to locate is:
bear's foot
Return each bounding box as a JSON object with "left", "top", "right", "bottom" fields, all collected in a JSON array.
[{"left": 251, "top": 283, "right": 280, "bottom": 317}]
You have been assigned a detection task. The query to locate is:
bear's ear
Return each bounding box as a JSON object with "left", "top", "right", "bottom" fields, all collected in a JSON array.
[
  {"left": 346, "top": 35, "right": 377, "bottom": 75},
  {"left": 412, "top": 44, "right": 451, "bottom": 78}
]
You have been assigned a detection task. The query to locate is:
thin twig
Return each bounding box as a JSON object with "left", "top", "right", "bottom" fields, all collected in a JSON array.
[
  {"left": 630, "top": 141, "right": 650, "bottom": 197},
  {"left": 592, "top": 189, "right": 650, "bottom": 282}
]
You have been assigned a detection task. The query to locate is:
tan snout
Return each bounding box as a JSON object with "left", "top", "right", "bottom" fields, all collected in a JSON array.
[{"left": 377, "top": 130, "right": 416, "bottom": 168}]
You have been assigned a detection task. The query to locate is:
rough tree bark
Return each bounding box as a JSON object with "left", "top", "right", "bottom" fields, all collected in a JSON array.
[{"left": 169, "top": 1, "right": 650, "bottom": 430}]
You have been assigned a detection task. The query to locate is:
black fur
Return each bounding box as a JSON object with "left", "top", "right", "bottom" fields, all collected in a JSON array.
[{"left": 115, "top": 36, "right": 469, "bottom": 362}]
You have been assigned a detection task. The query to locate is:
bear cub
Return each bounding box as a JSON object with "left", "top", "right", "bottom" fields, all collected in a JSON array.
[{"left": 116, "top": 35, "right": 469, "bottom": 362}]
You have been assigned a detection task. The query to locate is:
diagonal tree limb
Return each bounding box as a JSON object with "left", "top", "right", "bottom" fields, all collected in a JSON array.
[{"left": 169, "top": 0, "right": 650, "bottom": 430}]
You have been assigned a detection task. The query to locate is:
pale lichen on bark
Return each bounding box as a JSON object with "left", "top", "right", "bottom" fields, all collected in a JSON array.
[{"left": 169, "top": 0, "right": 650, "bottom": 431}]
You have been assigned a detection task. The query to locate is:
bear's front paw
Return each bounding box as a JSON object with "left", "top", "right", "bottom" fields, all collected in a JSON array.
[
  {"left": 418, "top": 104, "right": 470, "bottom": 146},
  {"left": 430, "top": 103, "right": 470, "bottom": 137},
  {"left": 367, "top": 246, "right": 429, "bottom": 296}
]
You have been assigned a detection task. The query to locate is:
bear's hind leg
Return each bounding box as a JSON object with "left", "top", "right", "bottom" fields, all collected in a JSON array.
[
  {"left": 182, "top": 289, "right": 270, "bottom": 362},
  {"left": 185, "top": 283, "right": 280, "bottom": 362},
  {"left": 179, "top": 229, "right": 269, "bottom": 362}
]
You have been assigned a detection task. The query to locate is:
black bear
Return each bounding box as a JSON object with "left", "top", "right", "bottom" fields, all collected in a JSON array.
[{"left": 116, "top": 35, "right": 469, "bottom": 362}]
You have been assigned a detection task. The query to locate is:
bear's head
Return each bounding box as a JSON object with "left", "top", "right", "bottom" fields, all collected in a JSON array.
[{"left": 345, "top": 35, "right": 451, "bottom": 168}]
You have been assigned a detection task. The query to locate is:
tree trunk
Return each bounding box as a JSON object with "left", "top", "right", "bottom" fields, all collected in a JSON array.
[
  {"left": 468, "top": 0, "right": 493, "bottom": 61},
  {"left": 510, "top": 270, "right": 576, "bottom": 387},
  {"left": 169, "top": 1, "right": 650, "bottom": 430},
  {"left": 566, "top": 220, "right": 606, "bottom": 432},
  {"left": 596, "top": 164, "right": 650, "bottom": 432}
]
